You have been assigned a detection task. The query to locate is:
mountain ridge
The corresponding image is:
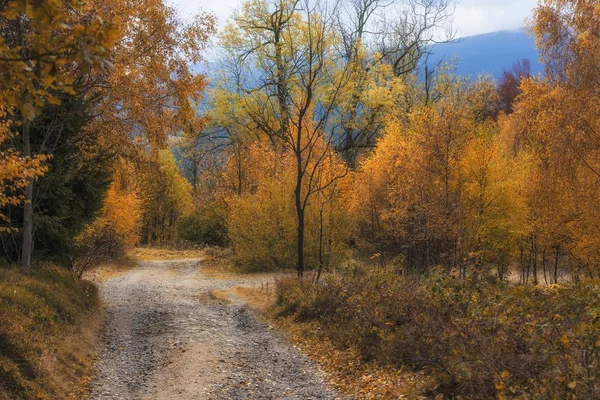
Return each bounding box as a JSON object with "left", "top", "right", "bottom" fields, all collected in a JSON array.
[{"left": 428, "top": 28, "right": 544, "bottom": 79}]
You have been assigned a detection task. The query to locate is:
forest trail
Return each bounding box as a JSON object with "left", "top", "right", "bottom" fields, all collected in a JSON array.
[{"left": 88, "top": 258, "right": 336, "bottom": 400}]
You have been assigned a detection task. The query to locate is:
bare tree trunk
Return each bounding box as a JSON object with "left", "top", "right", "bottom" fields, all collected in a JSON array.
[
  {"left": 21, "top": 119, "right": 33, "bottom": 269},
  {"left": 498, "top": 261, "right": 506, "bottom": 282},
  {"left": 296, "top": 204, "right": 305, "bottom": 278},
  {"left": 192, "top": 158, "right": 199, "bottom": 193},
  {"left": 295, "top": 153, "right": 305, "bottom": 278},
  {"left": 542, "top": 247, "right": 548, "bottom": 285},
  {"left": 316, "top": 204, "right": 325, "bottom": 283},
  {"left": 236, "top": 144, "right": 243, "bottom": 196},
  {"left": 519, "top": 245, "right": 524, "bottom": 284},
  {"left": 274, "top": 19, "right": 290, "bottom": 142},
  {"left": 533, "top": 238, "right": 538, "bottom": 285},
  {"left": 554, "top": 246, "right": 560, "bottom": 284},
  {"left": 525, "top": 238, "right": 532, "bottom": 284}
]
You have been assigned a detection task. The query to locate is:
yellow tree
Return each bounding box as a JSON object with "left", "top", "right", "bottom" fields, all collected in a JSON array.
[
  {"left": 139, "top": 150, "right": 193, "bottom": 245},
  {"left": 460, "top": 123, "right": 527, "bottom": 280},
  {"left": 226, "top": 141, "right": 351, "bottom": 272},
  {"left": 74, "top": 169, "right": 141, "bottom": 276},
  {"left": 219, "top": 0, "right": 353, "bottom": 276},
  {"left": 335, "top": 0, "right": 456, "bottom": 165},
  {"left": 82, "top": 1, "right": 216, "bottom": 250},
  {"left": 352, "top": 74, "right": 522, "bottom": 278}
]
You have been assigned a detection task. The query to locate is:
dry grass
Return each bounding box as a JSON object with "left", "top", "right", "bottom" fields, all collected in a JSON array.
[
  {"left": 59, "top": 312, "right": 103, "bottom": 400},
  {"left": 0, "top": 265, "right": 102, "bottom": 400},
  {"left": 200, "top": 248, "right": 290, "bottom": 284},
  {"left": 233, "top": 286, "right": 276, "bottom": 313},
  {"left": 279, "top": 319, "right": 431, "bottom": 399},
  {"left": 83, "top": 256, "right": 138, "bottom": 284},
  {"left": 207, "top": 288, "right": 234, "bottom": 303},
  {"left": 133, "top": 247, "right": 206, "bottom": 261},
  {"left": 201, "top": 252, "right": 238, "bottom": 279},
  {"left": 236, "top": 285, "right": 428, "bottom": 399},
  {"left": 4, "top": 312, "right": 104, "bottom": 400}
]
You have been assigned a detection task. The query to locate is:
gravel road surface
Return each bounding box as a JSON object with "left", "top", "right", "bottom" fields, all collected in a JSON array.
[{"left": 88, "top": 259, "right": 336, "bottom": 399}]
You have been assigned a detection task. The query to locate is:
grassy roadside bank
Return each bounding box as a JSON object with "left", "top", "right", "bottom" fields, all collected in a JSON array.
[{"left": 0, "top": 265, "right": 102, "bottom": 400}]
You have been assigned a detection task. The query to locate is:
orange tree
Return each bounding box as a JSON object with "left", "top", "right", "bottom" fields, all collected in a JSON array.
[{"left": 505, "top": 0, "right": 600, "bottom": 280}]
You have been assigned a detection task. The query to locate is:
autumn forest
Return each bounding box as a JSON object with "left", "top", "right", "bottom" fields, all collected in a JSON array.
[{"left": 1, "top": 0, "right": 600, "bottom": 398}]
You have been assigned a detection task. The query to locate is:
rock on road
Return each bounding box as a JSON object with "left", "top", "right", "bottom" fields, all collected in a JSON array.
[{"left": 88, "top": 259, "right": 337, "bottom": 400}]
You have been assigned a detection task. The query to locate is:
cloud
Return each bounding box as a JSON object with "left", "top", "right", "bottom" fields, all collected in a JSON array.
[
  {"left": 452, "top": 0, "right": 537, "bottom": 37},
  {"left": 168, "top": 0, "right": 240, "bottom": 27},
  {"left": 168, "top": 0, "right": 539, "bottom": 38}
]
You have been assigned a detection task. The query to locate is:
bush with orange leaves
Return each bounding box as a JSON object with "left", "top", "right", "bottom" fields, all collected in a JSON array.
[{"left": 73, "top": 180, "right": 141, "bottom": 276}]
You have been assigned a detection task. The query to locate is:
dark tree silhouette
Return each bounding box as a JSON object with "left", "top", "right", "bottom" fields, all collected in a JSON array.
[{"left": 497, "top": 58, "right": 532, "bottom": 115}]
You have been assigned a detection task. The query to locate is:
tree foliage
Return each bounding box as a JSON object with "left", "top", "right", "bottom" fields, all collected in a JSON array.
[
  {"left": 0, "top": 0, "right": 118, "bottom": 120},
  {"left": 0, "top": 109, "right": 47, "bottom": 231},
  {"left": 505, "top": 0, "right": 600, "bottom": 280},
  {"left": 351, "top": 75, "right": 525, "bottom": 277},
  {"left": 1, "top": 93, "right": 114, "bottom": 265},
  {"left": 84, "top": 0, "right": 215, "bottom": 149},
  {"left": 139, "top": 150, "right": 193, "bottom": 246},
  {"left": 0, "top": 0, "right": 118, "bottom": 267},
  {"left": 0, "top": 0, "right": 215, "bottom": 266}
]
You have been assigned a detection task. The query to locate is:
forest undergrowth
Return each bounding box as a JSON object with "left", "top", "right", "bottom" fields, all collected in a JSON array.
[{"left": 273, "top": 267, "right": 600, "bottom": 399}]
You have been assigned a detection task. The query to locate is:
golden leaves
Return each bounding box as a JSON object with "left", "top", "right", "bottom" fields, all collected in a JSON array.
[
  {"left": 0, "top": 109, "right": 49, "bottom": 230},
  {"left": 84, "top": 0, "right": 215, "bottom": 151},
  {"left": 1, "top": 4, "right": 19, "bottom": 19},
  {"left": 0, "top": 0, "right": 120, "bottom": 120},
  {"left": 0, "top": 0, "right": 120, "bottom": 232},
  {"left": 79, "top": 178, "right": 142, "bottom": 252}
]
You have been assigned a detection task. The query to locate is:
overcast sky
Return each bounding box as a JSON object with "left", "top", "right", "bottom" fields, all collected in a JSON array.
[{"left": 170, "top": 0, "right": 538, "bottom": 38}]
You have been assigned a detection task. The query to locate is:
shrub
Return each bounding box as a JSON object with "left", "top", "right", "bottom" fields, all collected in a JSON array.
[
  {"left": 275, "top": 268, "right": 600, "bottom": 398},
  {"left": 227, "top": 174, "right": 297, "bottom": 271},
  {"left": 176, "top": 205, "right": 228, "bottom": 246},
  {"left": 226, "top": 143, "right": 352, "bottom": 272},
  {"left": 72, "top": 181, "right": 141, "bottom": 277}
]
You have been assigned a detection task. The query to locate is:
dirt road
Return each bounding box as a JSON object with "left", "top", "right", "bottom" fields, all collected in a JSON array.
[{"left": 88, "top": 259, "right": 336, "bottom": 399}]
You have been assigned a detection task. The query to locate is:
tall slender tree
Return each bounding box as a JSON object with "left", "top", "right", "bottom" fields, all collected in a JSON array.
[{"left": 218, "top": 0, "right": 353, "bottom": 276}]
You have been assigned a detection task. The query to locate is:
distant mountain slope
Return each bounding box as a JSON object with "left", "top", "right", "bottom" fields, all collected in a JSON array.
[
  {"left": 427, "top": 28, "right": 544, "bottom": 79},
  {"left": 197, "top": 29, "right": 543, "bottom": 81}
]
